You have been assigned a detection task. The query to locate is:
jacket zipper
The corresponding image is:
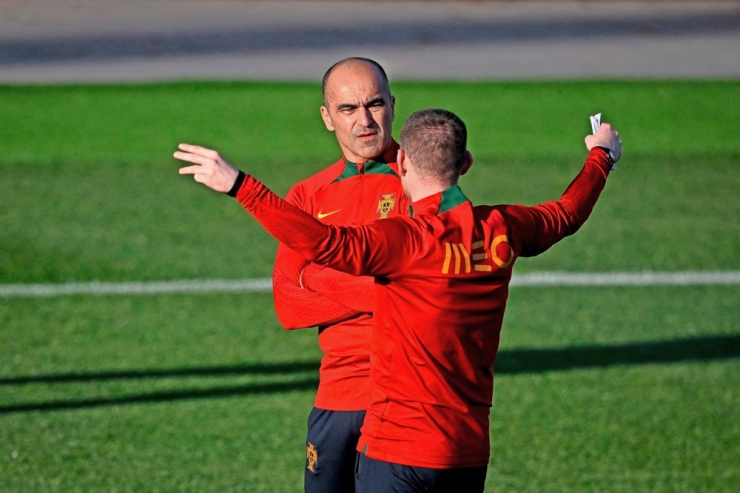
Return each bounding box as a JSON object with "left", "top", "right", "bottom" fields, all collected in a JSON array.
[{"left": 354, "top": 164, "right": 365, "bottom": 225}]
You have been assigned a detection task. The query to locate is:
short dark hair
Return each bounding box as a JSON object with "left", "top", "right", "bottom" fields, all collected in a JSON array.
[
  {"left": 322, "top": 57, "right": 390, "bottom": 107},
  {"left": 399, "top": 109, "right": 468, "bottom": 183}
]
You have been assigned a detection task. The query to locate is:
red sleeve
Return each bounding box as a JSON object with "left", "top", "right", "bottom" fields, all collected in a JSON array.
[
  {"left": 238, "top": 177, "right": 420, "bottom": 279},
  {"left": 273, "top": 243, "right": 365, "bottom": 329},
  {"left": 300, "top": 263, "right": 375, "bottom": 313},
  {"left": 271, "top": 185, "right": 371, "bottom": 329},
  {"left": 502, "top": 147, "right": 612, "bottom": 257}
]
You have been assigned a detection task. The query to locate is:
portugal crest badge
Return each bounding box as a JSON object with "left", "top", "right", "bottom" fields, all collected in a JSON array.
[
  {"left": 376, "top": 193, "right": 396, "bottom": 219},
  {"left": 306, "top": 442, "right": 318, "bottom": 472}
]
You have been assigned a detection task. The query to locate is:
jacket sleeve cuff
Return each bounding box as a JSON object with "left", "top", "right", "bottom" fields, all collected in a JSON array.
[
  {"left": 226, "top": 170, "right": 247, "bottom": 197},
  {"left": 589, "top": 147, "right": 614, "bottom": 177}
]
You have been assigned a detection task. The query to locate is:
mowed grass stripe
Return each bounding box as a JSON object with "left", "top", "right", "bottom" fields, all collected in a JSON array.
[{"left": 2, "top": 271, "right": 739, "bottom": 297}]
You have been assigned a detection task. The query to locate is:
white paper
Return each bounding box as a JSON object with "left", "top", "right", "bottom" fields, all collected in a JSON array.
[
  {"left": 589, "top": 112, "right": 615, "bottom": 170},
  {"left": 590, "top": 112, "right": 601, "bottom": 134}
]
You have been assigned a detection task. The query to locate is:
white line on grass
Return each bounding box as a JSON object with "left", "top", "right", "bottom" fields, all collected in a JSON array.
[
  {"left": 1, "top": 271, "right": 739, "bottom": 298},
  {"left": 0, "top": 278, "right": 272, "bottom": 298},
  {"left": 509, "top": 271, "right": 740, "bottom": 287}
]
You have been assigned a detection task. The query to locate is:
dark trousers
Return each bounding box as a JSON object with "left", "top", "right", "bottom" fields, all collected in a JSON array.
[
  {"left": 305, "top": 407, "right": 366, "bottom": 493},
  {"left": 355, "top": 454, "right": 487, "bottom": 493}
]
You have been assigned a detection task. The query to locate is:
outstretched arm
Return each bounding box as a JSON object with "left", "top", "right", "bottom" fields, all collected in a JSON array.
[
  {"left": 174, "top": 143, "right": 375, "bottom": 327},
  {"left": 503, "top": 123, "right": 622, "bottom": 257},
  {"left": 175, "top": 144, "right": 416, "bottom": 280}
]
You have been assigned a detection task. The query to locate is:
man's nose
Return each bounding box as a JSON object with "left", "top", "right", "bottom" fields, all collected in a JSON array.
[{"left": 357, "top": 106, "right": 373, "bottom": 126}]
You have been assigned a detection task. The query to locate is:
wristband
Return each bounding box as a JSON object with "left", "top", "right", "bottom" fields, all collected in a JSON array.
[
  {"left": 596, "top": 146, "right": 616, "bottom": 170},
  {"left": 227, "top": 170, "right": 246, "bottom": 197}
]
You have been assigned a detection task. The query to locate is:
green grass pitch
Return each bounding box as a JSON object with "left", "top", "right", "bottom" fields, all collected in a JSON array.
[{"left": 1, "top": 81, "right": 739, "bottom": 492}]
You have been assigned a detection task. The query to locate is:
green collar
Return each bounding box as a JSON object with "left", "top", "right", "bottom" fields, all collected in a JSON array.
[
  {"left": 332, "top": 157, "right": 399, "bottom": 183},
  {"left": 438, "top": 185, "right": 469, "bottom": 213},
  {"left": 409, "top": 185, "right": 469, "bottom": 217}
]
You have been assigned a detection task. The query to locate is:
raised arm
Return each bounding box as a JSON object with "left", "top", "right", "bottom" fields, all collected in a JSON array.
[
  {"left": 234, "top": 174, "right": 418, "bottom": 278},
  {"left": 174, "top": 144, "right": 375, "bottom": 328},
  {"left": 175, "top": 144, "right": 418, "bottom": 280},
  {"left": 502, "top": 123, "right": 622, "bottom": 257}
]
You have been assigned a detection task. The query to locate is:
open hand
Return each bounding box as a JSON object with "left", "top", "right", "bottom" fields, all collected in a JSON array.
[
  {"left": 585, "top": 123, "right": 623, "bottom": 164},
  {"left": 175, "top": 144, "right": 240, "bottom": 193}
]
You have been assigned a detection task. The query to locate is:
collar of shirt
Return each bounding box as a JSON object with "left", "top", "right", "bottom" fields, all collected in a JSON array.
[
  {"left": 334, "top": 141, "right": 401, "bottom": 182},
  {"left": 409, "top": 185, "right": 469, "bottom": 217}
]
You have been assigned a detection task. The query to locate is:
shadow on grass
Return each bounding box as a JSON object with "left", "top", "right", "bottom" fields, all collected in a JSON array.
[
  {"left": 494, "top": 334, "right": 740, "bottom": 374},
  {"left": 0, "top": 378, "right": 320, "bottom": 414},
  {"left": 0, "top": 360, "right": 320, "bottom": 385},
  {"left": 1, "top": 335, "right": 738, "bottom": 414}
]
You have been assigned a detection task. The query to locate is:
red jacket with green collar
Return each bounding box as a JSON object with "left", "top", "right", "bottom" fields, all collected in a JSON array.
[
  {"left": 250, "top": 147, "right": 612, "bottom": 467},
  {"left": 272, "top": 141, "right": 409, "bottom": 410}
]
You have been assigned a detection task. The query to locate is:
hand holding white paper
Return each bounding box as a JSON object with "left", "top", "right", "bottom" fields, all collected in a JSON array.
[{"left": 589, "top": 112, "right": 616, "bottom": 170}]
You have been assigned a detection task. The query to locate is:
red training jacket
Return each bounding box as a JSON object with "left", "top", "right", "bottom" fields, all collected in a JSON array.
[
  {"left": 246, "top": 148, "right": 613, "bottom": 467},
  {"left": 272, "top": 141, "right": 409, "bottom": 410}
]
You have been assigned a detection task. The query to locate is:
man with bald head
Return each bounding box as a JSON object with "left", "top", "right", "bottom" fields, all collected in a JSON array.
[{"left": 271, "top": 57, "right": 408, "bottom": 493}]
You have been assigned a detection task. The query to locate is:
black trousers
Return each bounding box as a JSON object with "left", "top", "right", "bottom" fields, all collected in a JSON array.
[
  {"left": 305, "top": 407, "right": 366, "bottom": 493},
  {"left": 355, "top": 454, "right": 487, "bottom": 493}
]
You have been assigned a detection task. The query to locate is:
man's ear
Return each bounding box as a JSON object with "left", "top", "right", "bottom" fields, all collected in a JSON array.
[
  {"left": 460, "top": 150, "right": 474, "bottom": 176},
  {"left": 390, "top": 95, "right": 396, "bottom": 123},
  {"left": 397, "top": 149, "right": 408, "bottom": 177},
  {"left": 320, "top": 105, "right": 335, "bottom": 132}
]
